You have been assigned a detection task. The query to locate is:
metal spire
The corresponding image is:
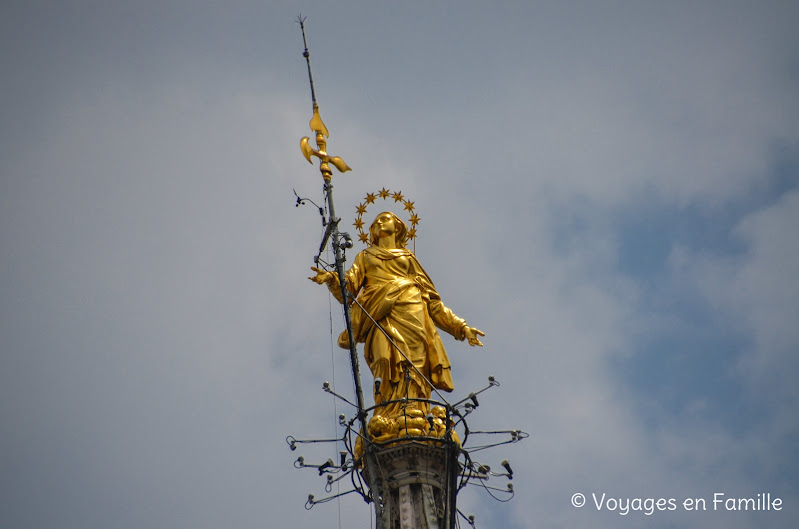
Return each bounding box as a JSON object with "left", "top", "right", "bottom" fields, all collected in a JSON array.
[{"left": 295, "top": 14, "right": 377, "bottom": 503}]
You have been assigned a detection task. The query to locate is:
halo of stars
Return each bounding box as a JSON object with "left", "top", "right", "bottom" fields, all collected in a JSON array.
[{"left": 354, "top": 188, "right": 420, "bottom": 245}]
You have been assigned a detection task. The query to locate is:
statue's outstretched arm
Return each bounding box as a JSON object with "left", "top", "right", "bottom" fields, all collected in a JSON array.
[
  {"left": 427, "top": 294, "right": 484, "bottom": 347},
  {"left": 309, "top": 265, "right": 349, "bottom": 304},
  {"left": 308, "top": 253, "right": 365, "bottom": 304}
]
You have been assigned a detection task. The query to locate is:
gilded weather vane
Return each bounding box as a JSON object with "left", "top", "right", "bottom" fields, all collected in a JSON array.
[{"left": 297, "top": 16, "right": 351, "bottom": 180}]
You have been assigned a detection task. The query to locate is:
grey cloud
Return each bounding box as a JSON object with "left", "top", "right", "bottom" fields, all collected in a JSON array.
[{"left": 2, "top": 2, "right": 798, "bottom": 528}]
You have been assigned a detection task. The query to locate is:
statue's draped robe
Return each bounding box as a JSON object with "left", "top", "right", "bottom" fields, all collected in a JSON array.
[{"left": 329, "top": 246, "right": 467, "bottom": 418}]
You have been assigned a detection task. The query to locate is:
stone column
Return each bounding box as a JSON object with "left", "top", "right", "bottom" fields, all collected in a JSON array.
[{"left": 364, "top": 441, "right": 459, "bottom": 529}]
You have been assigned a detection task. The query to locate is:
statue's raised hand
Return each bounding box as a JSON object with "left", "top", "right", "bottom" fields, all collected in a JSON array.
[
  {"left": 464, "top": 327, "right": 485, "bottom": 347},
  {"left": 308, "top": 266, "right": 335, "bottom": 285}
]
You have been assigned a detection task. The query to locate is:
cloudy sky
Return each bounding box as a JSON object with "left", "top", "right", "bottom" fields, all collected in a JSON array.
[{"left": 1, "top": 1, "right": 797, "bottom": 528}]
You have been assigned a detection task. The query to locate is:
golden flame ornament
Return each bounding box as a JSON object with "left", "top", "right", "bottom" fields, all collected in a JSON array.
[{"left": 299, "top": 106, "right": 351, "bottom": 180}]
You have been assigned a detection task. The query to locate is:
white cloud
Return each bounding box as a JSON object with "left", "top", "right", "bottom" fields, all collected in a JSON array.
[{"left": 676, "top": 189, "right": 799, "bottom": 404}]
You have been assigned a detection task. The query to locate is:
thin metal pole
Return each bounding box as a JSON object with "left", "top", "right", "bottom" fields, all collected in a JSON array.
[
  {"left": 298, "top": 16, "right": 318, "bottom": 109},
  {"left": 296, "top": 18, "right": 382, "bottom": 518},
  {"left": 324, "top": 179, "right": 367, "bottom": 419}
]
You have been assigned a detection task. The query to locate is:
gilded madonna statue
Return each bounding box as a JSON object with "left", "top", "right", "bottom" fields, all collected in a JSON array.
[{"left": 310, "top": 211, "right": 483, "bottom": 441}]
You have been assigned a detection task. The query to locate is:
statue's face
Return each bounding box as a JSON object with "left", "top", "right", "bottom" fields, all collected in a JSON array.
[{"left": 372, "top": 212, "right": 396, "bottom": 237}]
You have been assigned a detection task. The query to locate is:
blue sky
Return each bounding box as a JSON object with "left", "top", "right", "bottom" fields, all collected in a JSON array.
[{"left": 1, "top": 1, "right": 797, "bottom": 528}]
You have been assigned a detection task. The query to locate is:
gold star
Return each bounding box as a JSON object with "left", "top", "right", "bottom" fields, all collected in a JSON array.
[
  {"left": 354, "top": 218, "right": 364, "bottom": 230},
  {"left": 356, "top": 203, "right": 368, "bottom": 215},
  {"left": 392, "top": 191, "right": 404, "bottom": 202},
  {"left": 358, "top": 232, "right": 369, "bottom": 243},
  {"left": 378, "top": 188, "right": 391, "bottom": 199},
  {"left": 409, "top": 213, "right": 420, "bottom": 225},
  {"left": 408, "top": 227, "right": 417, "bottom": 239},
  {"left": 403, "top": 200, "right": 415, "bottom": 212},
  {"left": 365, "top": 192, "right": 376, "bottom": 204}
]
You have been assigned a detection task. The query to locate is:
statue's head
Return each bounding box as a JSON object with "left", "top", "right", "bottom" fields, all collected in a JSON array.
[{"left": 369, "top": 211, "right": 408, "bottom": 247}]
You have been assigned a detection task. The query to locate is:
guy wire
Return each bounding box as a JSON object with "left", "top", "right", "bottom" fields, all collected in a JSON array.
[{"left": 325, "top": 243, "right": 343, "bottom": 529}]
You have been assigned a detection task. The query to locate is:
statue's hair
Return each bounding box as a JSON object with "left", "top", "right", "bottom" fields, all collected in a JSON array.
[{"left": 370, "top": 212, "right": 408, "bottom": 247}]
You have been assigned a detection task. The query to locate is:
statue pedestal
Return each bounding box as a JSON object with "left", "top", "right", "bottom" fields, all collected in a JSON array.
[{"left": 364, "top": 441, "right": 459, "bottom": 529}]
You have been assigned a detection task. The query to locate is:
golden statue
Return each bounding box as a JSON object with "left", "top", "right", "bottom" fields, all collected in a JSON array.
[{"left": 310, "top": 210, "right": 483, "bottom": 443}]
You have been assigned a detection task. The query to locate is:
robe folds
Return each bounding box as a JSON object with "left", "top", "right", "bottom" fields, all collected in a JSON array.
[{"left": 328, "top": 246, "right": 468, "bottom": 409}]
